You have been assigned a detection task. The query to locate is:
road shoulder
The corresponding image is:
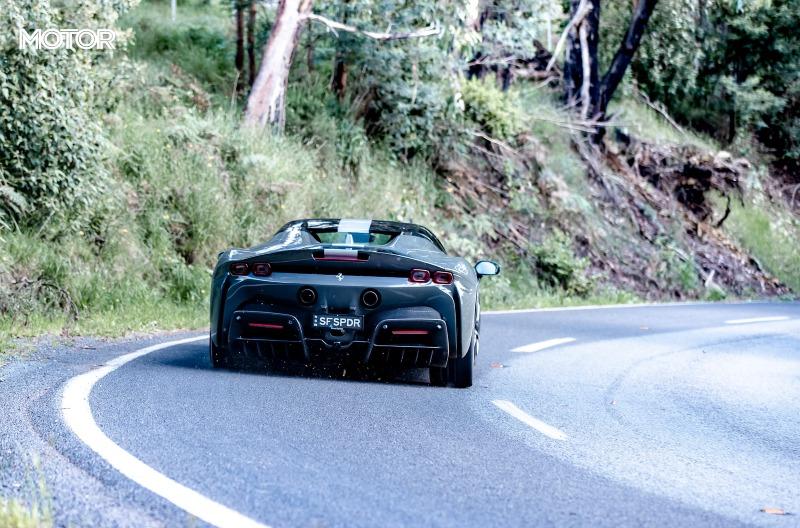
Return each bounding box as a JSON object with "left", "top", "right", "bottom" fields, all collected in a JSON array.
[{"left": 0, "top": 331, "right": 203, "bottom": 528}]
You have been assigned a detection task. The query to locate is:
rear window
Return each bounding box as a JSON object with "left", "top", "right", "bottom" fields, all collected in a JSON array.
[{"left": 314, "top": 231, "right": 395, "bottom": 246}]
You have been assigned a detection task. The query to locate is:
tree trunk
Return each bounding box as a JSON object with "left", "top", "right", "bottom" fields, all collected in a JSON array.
[
  {"left": 331, "top": 52, "right": 348, "bottom": 101},
  {"left": 564, "top": 0, "right": 599, "bottom": 113},
  {"left": 244, "top": 0, "right": 313, "bottom": 131},
  {"left": 234, "top": 1, "right": 245, "bottom": 93},
  {"left": 247, "top": 0, "right": 257, "bottom": 87},
  {"left": 596, "top": 0, "right": 658, "bottom": 118},
  {"left": 563, "top": 0, "right": 583, "bottom": 107},
  {"left": 330, "top": 0, "right": 350, "bottom": 101},
  {"left": 466, "top": 3, "right": 492, "bottom": 81},
  {"left": 305, "top": 27, "right": 316, "bottom": 73},
  {"left": 585, "top": 0, "right": 600, "bottom": 115}
]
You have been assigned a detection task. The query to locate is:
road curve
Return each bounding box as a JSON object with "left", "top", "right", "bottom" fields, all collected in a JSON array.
[{"left": 4, "top": 302, "right": 800, "bottom": 527}]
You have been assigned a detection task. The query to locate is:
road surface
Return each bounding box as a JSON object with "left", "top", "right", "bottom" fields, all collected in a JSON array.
[{"left": 1, "top": 301, "right": 798, "bottom": 527}]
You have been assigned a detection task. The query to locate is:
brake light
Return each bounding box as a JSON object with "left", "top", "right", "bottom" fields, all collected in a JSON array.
[
  {"left": 313, "top": 249, "right": 367, "bottom": 262},
  {"left": 432, "top": 271, "right": 453, "bottom": 284},
  {"left": 409, "top": 269, "right": 431, "bottom": 283},
  {"left": 252, "top": 262, "right": 272, "bottom": 276},
  {"left": 392, "top": 329, "right": 429, "bottom": 335},
  {"left": 248, "top": 322, "right": 283, "bottom": 330},
  {"left": 230, "top": 262, "right": 249, "bottom": 275}
]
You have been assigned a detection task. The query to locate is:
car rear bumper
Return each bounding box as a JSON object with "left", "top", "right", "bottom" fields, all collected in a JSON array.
[
  {"left": 228, "top": 309, "right": 450, "bottom": 368},
  {"left": 214, "top": 272, "right": 460, "bottom": 365}
]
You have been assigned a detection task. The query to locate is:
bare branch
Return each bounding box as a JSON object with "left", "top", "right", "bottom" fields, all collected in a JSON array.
[
  {"left": 546, "top": 0, "right": 592, "bottom": 72},
  {"left": 303, "top": 13, "right": 440, "bottom": 41},
  {"left": 635, "top": 87, "right": 687, "bottom": 137},
  {"left": 465, "top": 129, "right": 520, "bottom": 156},
  {"left": 579, "top": 21, "right": 591, "bottom": 120}
]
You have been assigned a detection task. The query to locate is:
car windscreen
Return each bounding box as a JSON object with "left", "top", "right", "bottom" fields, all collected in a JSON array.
[{"left": 312, "top": 230, "right": 395, "bottom": 246}]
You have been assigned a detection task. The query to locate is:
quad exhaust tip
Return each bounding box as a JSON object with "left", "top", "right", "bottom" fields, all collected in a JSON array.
[
  {"left": 361, "top": 289, "right": 380, "bottom": 308},
  {"left": 298, "top": 287, "right": 317, "bottom": 305}
]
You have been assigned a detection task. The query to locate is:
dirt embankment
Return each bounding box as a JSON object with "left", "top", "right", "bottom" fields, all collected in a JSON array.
[{"left": 440, "top": 125, "right": 789, "bottom": 300}]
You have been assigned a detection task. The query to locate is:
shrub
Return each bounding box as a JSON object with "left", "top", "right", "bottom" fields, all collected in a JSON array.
[
  {"left": 0, "top": 0, "right": 136, "bottom": 233},
  {"left": 461, "top": 78, "right": 522, "bottom": 140},
  {"left": 530, "top": 231, "right": 593, "bottom": 296}
]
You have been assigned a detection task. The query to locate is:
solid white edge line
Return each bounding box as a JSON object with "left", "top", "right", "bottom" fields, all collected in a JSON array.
[
  {"left": 511, "top": 337, "right": 576, "bottom": 353},
  {"left": 724, "top": 316, "right": 790, "bottom": 325},
  {"left": 62, "top": 334, "right": 270, "bottom": 528},
  {"left": 491, "top": 400, "right": 568, "bottom": 441},
  {"left": 482, "top": 300, "right": 784, "bottom": 316}
]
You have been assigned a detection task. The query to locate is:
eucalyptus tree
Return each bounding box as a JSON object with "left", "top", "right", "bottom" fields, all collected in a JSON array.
[
  {"left": 557, "top": 0, "right": 659, "bottom": 128},
  {"left": 244, "top": 0, "right": 443, "bottom": 132}
]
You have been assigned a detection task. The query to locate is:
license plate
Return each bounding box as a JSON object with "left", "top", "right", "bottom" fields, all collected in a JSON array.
[{"left": 313, "top": 314, "right": 364, "bottom": 330}]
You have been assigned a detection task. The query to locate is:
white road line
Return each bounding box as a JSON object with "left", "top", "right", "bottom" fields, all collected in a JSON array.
[
  {"left": 62, "top": 335, "right": 270, "bottom": 528},
  {"left": 725, "top": 316, "right": 790, "bottom": 325},
  {"left": 483, "top": 300, "right": 777, "bottom": 315},
  {"left": 511, "top": 337, "right": 576, "bottom": 353},
  {"left": 491, "top": 400, "right": 568, "bottom": 441}
]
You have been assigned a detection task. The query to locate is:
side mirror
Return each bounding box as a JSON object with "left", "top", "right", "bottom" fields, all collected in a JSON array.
[{"left": 475, "top": 260, "right": 500, "bottom": 278}]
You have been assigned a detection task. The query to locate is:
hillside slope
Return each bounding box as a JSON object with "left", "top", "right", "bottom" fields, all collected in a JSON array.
[{"left": 1, "top": 0, "right": 797, "bottom": 340}]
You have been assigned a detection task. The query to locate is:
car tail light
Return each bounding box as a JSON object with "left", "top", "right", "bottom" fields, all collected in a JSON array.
[
  {"left": 432, "top": 271, "right": 453, "bottom": 284},
  {"left": 230, "top": 262, "right": 249, "bottom": 275},
  {"left": 248, "top": 322, "right": 283, "bottom": 330},
  {"left": 252, "top": 262, "right": 271, "bottom": 276},
  {"left": 392, "top": 329, "right": 429, "bottom": 336},
  {"left": 409, "top": 269, "right": 431, "bottom": 283}
]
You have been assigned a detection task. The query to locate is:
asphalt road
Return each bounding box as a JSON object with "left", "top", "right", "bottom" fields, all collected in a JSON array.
[{"left": 2, "top": 301, "right": 799, "bottom": 527}]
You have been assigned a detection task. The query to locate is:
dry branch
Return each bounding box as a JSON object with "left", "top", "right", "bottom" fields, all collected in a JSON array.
[
  {"left": 635, "top": 88, "right": 687, "bottom": 136},
  {"left": 546, "top": 0, "right": 592, "bottom": 72},
  {"left": 303, "top": 13, "right": 440, "bottom": 41},
  {"left": 578, "top": 22, "right": 591, "bottom": 120}
]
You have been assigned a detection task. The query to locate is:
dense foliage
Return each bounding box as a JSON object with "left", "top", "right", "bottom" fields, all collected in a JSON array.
[
  {"left": 609, "top": 0, "right": 800, "bottom": 168},
  {"left": 0, "top": 0, "right": 136, "bottom": 232}
]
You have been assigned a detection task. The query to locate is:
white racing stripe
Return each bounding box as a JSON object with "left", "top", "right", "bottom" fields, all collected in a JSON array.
[
  {"left": 491, "top": 400, "right": 568, "bottom": 441},
  {"left": 62, "top": 335, "right": 270, "bottom": 528},
  {"left": 337, "top": 218, "right": 372, "bottom": 233},
  {"left": 512, "top": 337, "right": 576, "bottom": 353},
  {"left": 725, "top": 316, "right": 790, "bottom": 325}
]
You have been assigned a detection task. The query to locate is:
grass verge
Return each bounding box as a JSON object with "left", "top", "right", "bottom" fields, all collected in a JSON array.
[{"left": 0, "top": 499, "right": 50, "bottom": 528}]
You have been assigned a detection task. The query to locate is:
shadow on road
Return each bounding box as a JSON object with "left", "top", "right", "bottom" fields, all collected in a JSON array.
[{"left": 157, "top": 343, "right": 432, "bottom": 387}]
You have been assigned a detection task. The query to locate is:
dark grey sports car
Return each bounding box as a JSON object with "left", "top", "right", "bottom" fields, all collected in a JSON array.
[{"left": 209, "top": 219, "right": 499, "bottom": 387}]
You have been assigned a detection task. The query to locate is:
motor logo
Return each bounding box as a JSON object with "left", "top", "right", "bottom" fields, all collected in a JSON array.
[{"left": 18, "top": 29, "right": 116, "bottom": 50}]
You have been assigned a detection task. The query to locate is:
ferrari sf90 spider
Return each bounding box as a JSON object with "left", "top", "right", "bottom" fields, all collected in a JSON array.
[{"left": 209, "top": 219, "right": 499, "bottom": 387}]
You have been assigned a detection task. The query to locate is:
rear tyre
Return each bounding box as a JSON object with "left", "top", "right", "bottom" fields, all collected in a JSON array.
[
  {"left": 429, "top": 365, "right": 448, "bottom": 387},
  {"left": 452, "top": 335, "right": 475, "bottom": 388},
  {"left": 209, "top": 337, "right": 228, "bottom": 369}
]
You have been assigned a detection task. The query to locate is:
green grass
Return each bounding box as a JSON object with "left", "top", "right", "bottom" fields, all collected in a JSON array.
[
  {"left": 0, "top": 465, "right": 51, "bottom": 528},
  {"left": 480, "top": 266, "right": 640, "bottom": 310},
  {"left": 611, "top": 98, "right": 719, "bottom": 151},
  {"left": 0, "top": 498, "right": 50, "bottom": 528},
  {"left": 120, "top": 0, "right": 235, "bottom": 100},
  {"left": 720, "top": 195, "right": 800, "bottom": 292}
]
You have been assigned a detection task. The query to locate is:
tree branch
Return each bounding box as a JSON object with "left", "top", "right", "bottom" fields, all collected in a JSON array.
[
  {"left": 635, "top": 86, "right": 687, "bottom": 136},
  {"left": 597, "top": 0, "right": 659, "bottom": 116},
  {"left": 303, "top": 13, "right": 440, "bottom": 41},
  {"left": 579, "top": 21, "right": 591, "bottom": 120},
  {"left": 546, "top": 0, "right": 592, "bottom": 72}
]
